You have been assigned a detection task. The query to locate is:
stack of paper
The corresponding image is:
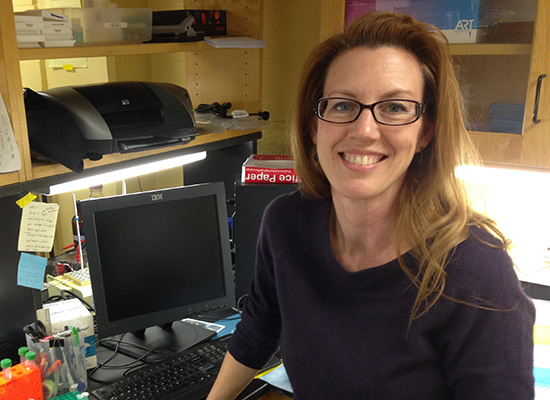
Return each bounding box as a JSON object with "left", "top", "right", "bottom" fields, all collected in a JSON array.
[
  {"left": 204, "top": 36, "right": 265, "bottom": 48},
  {"left": 15, "top": 10, "right": 74, "bottom": 48},
  {"left": 15, "top": 14, "right": 44, "bottom": 48}
]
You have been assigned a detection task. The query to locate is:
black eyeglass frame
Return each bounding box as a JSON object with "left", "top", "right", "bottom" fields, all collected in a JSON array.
[{"left": 314, "top": 97, "right": 425, "bottom": 126}]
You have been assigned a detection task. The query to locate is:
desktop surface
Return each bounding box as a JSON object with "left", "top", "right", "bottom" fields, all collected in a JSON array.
[{"left": 88, "top": 314, "right": 286, "bottom": 400}]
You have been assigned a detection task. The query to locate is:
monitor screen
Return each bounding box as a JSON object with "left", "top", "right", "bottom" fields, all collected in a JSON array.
[{"left": 80, "top": 182, "right": 234, "bottom": 354}]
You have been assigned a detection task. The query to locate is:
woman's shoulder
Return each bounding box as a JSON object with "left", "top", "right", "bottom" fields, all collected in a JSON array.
[
  {"left": 445, "top": 225, "right": 521, "bottom": 302},
  {"left": 454, "top": 225, "right": 507, "bottom": 262}
]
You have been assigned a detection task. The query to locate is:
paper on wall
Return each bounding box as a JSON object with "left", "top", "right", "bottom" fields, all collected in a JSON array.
[
  {"left": 0, "top": 93, "right": 22, "bottom": 173},
  {"left": 18, "top": 201, "right": 60, "bottom": 252}
]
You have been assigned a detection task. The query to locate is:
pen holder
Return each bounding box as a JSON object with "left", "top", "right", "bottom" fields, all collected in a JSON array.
[{"left": 25, "top": 335, "right": 87, "bottom": 399}]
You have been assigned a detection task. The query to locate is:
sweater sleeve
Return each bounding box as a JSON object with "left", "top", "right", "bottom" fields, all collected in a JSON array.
[
  {"left": 437, "top": 231, "right": 536, "bottom": 399},
  {"left": 227, "top": 198, "right": 284, "bottom": 370}
]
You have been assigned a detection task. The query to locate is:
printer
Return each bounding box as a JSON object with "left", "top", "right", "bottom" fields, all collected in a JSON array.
[{"left": 25, "top": 81, "right": 197, "bottom": 172}]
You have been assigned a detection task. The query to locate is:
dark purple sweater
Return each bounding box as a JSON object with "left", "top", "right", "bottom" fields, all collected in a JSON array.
[{"left": 228, "top": 191, "right": 535, "bottom": 399}]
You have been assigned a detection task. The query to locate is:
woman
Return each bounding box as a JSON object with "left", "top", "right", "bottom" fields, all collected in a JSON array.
[{"left": 207, "top": 11, "right": 535, "bottom": 400}]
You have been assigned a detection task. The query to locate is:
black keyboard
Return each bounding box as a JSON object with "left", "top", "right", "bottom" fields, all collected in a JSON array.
[{"left": 92, "top": 335, "right": 229, "bottom": 400}]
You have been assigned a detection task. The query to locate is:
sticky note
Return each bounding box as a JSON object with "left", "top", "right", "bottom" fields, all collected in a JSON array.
[
  {"left": 17, "top": 252, "right": 48, "bottom": 290},
  {"left": 18, "top": 201, "right": 60, "bottom": 252},
  {"left": 16, "top": 192, "right": 37, "bottom": 208}
]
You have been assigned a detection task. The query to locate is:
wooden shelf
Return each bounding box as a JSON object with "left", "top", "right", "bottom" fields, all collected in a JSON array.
[
  {"left": 450, "top": 43, "right": 532, "bottom": 56},
  {"left": 469, "top": 130, "right": 523, "bottom": 165},
  {"left": 18, "top": 41, "right": 215, "bottom": 60},
  {"left": 30, "top": 129, "right": 260, "bottom": 180}
]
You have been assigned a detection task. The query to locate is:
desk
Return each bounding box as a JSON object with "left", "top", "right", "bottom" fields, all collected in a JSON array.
[{"left": 88, "top": 336, "right": 292, "bottom": 400}]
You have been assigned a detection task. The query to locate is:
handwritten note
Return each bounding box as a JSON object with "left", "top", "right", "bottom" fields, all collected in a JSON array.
[
  {"left": 0, "top": 93, "right": 22, "bottom": 173},
  {"left": 17, "top": 252, "right": 48, "bottom": 290},
  {"left": 18, "top": 201, "right": 60, "bottom": 252}
]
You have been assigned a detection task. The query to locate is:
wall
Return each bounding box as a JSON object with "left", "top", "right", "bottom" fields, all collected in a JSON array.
[
  {"left": 260, "top": 1, "right": 326, "bottom": 155},
  {"left": 461, "top": 165, "right": 550, "bottom": 284}
]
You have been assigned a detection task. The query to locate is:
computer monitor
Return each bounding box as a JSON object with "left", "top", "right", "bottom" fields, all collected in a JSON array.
[{"left": 79, "top": 182, "right": 235, "bottom": 358}]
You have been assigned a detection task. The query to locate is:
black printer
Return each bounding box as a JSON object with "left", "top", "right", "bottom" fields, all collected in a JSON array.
[{"left": 25, "top": 81, "right": 197, "bottom": 172}]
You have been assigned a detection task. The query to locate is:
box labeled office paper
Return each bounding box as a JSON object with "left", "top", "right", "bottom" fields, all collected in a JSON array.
[{"left": 242, "top": 154, "right": 299, "bottom": 184}]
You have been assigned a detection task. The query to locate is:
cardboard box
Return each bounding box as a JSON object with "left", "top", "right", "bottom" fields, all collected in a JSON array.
[
  {"left": 39, "top": 298, "right": 97, "bottom": 369},
  {"left": 242, "top": 154, "right": 299, "bottom": 184}
]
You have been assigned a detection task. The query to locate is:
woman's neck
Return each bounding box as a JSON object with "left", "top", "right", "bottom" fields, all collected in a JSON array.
[{"left": 330, "top": 194, "right": 406, "bottom": 272}]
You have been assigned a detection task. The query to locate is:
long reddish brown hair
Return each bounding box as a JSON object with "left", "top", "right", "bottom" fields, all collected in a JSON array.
[{"left": 291, "top": 11, "right": 508, "bottom": 321}]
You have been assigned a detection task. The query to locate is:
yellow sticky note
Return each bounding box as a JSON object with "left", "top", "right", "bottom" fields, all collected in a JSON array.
[
  {"left": 18, "top": 201, "right": 60, "bottom": 252},
  {"left": 63, "top": 64, "right": 74, "bottom": 71},
  {"left": 16, "top": 192, "right": 37, "bottom": 208}
]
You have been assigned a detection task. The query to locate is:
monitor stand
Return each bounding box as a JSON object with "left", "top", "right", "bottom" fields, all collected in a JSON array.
[{"left": 100, "top": 320, "right": 216, "bottom": 361}]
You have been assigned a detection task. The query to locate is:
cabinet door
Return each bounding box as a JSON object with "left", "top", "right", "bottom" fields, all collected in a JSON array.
[
  {"left": 520, "top": 0, "right": 550, "bottom": 167},
  {"left": 0, "top": 0, "right": 31, "bottom": 185},
  {"left": 345, "top": 0, "right": 548, "bottom": 167}
]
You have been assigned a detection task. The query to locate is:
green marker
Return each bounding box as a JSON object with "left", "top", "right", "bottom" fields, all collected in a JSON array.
[{"left": 71, "top": 326, "right": 80, "bottom": 347}]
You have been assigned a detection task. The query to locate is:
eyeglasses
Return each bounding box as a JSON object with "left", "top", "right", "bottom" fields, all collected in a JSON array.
[{"left": 314, "top": 97, "right": 424, "bottom": 126}]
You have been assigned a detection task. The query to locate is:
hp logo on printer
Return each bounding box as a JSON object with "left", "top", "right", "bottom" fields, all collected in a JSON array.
[{"left": 121, "top": 99, "right": 130, "bottom": 105}]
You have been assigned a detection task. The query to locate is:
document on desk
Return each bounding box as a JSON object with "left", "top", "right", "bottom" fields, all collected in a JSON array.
[
  {"left": 534, "top": 299, "right": 550, "bottom": 396},
  {"left": 0, "top": 93, "right": 21, "bottom": 173},
  {"left": 258, "top": 363, "right": 293, "bottom": 395}
]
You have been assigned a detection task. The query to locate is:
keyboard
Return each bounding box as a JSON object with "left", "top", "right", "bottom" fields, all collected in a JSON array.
[
  {"left": 64, "top": 268, "right": 91, "bottom": 285},
  {"left": 91, "top": 335, "right": 279, "bottom": 400}
]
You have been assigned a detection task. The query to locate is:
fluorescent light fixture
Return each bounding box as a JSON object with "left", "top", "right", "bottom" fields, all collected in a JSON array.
[
  {"left": 456, "top": 164, "right": 550, "bottom": 187},
  {"left": 47, "top": 151, "right": 206, "bottom": 196}
]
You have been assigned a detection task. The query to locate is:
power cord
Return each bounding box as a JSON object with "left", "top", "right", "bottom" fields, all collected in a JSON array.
[
  {"left": 195, "top": 102, "right": 270, "bottom": 120},
  {"left": 195, "top": 102, "right": 232, "bottom": 118}
]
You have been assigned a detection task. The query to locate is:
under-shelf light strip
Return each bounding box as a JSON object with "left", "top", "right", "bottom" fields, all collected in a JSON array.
[{"left": 47, "top": 151, "right": 206, "bottom": 196}]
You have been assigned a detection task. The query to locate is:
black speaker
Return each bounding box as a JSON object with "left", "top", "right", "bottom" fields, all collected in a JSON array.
[{"left": 233, "top": 180, "right": 297, "bottom": 305}]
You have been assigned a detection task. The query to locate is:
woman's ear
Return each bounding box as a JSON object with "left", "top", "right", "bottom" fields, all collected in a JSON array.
[
  {"left": 416, "top": 120, "right": 434, "bottom": 152},
  {"left": 311, "top": 119, "right": 318, "bottom": 144}
]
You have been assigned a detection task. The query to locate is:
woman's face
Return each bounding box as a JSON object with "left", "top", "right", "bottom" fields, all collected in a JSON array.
[{"left": 311, "top": 46, "right": 432, "bottom": 205}]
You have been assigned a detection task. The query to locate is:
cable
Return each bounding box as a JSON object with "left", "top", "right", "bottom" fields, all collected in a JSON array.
[
  {"left": 44, "top": 289, "right": 96, "bottom": 315},
  {"left": 195, "top": 102, "right": 232, "bottom": 118},
  {"left": 195, "top": 102, "right": 270, "bottom": 120},
  {"left": 236, "top": 294, "right": 248, "bottom": 314}
]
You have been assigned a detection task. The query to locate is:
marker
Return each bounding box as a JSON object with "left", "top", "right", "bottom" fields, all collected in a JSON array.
[
  {"left": 71, "top": 326, "right": 80, "bottom": 348},
  {"left": 45, "top": 359, "right": 62, "bottom": 377},
  {"left": 71, "top": 326, "right": 87, "bottom": 392}
]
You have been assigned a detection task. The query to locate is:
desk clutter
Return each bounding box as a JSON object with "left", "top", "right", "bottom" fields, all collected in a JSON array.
[
  {"left": 15, "top": 10, "right": 74, "bottom": 49},
  {"left": 1, "top": 335, "right": 88, "bottom": 400},
  {"left": 0, "top": 298, "right": 96, "bottom": 399}
]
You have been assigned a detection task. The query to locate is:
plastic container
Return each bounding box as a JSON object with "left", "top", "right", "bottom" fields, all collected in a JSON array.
[
  {"left": 0, "top": 362, "right": 42, "bottom": 400},
  {"left": 50, "top": 8, "right": 152, "bottom": 44}
]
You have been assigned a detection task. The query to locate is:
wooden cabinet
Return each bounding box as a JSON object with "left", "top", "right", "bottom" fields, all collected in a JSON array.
[
  {"left": 0, "top": 0, "right": 264, "bottom": 193},
  {"left": 461, "top": 0, "right": 550, "bottom": 168}
]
